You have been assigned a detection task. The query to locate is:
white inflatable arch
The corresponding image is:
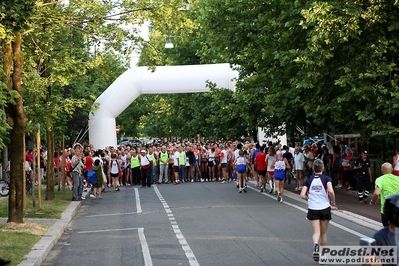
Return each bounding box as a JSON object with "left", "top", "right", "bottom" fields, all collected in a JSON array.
[{"left": 89, "top": 63, "right": 238, "bottom": 149}]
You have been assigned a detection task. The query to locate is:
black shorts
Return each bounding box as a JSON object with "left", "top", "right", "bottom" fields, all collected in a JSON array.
[
  {"left": 110, "top": 173, "right": 119, "bottom": 178},
  {"left": 221, "top": 163, "right": 227, "bottom": 168},
  {"left": 208, "top": 161, "right": 215, "bottom": 167},
  {"left": 307, "top": 207, "right": 332, "bottom": 221},
  {"left": 174, "top": 166, "right": 179, "bottom": 173},
  {"left": 168, "top": 163, "right": 173, "bottom": 170},
  {"left": 258, "top": 170, "right": 266, "bottom": 177}
]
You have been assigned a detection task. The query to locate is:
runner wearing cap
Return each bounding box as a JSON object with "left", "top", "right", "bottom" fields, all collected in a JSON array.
[{"left": 140, "top": 149, "right": 153, "bottom": 188}]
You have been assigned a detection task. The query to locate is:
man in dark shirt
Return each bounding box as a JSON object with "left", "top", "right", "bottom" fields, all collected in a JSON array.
[
  {"left": 354, "top": 151, "right": 373, "bottom": 204},
  {"left": 283, "top": 145, "right": 293, "bottom": 184}
]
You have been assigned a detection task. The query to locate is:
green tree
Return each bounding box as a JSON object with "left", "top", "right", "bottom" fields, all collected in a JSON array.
[{"left": 297, "top": 1, "right": 399, "bottom": 137}]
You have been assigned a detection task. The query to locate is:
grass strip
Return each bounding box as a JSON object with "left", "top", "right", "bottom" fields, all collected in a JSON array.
[
  {"left": 0, "top": 187, "right": 72, "bottom": 219},
  {"left": 0, "top": 223, "right": 51, "bottom": 265},
  {"left": 0, "top": 187, "right": 73, "bottom": 265}
]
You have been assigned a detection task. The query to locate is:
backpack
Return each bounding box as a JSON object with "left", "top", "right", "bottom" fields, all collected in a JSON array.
[{"left": 87, "top": 169, "right": 97, "bottom": 185}]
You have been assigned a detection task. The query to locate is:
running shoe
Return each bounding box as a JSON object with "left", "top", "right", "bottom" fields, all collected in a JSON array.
[
  {"left": 269, "top": 188, "right": 273, "bottom": 194},
  {"left": 334, "top": 184, "right": 342, "bottom": 189},
  {"left": 279, "top": 197, "right": 283, "bottom": 203},
  {"left": 273, "top": 190, "right": 277, "bottom": 195},
  {"left": 239, "top": 188, "right": 242, "bottom": 193},
  {"left": 201, "top": 178, "right": 204, "bottom": 183},
  {"left": 313, "top": 243, "right": 320, "bottom": 262},
  {"left": 243, "top": 187, "right": 247, "bottom": 193},
  {"left": 319, "top": 255, "right": 326, "bottom": 265},
  {"left": 277, "top": 192, "right": 281, "bottom": 202},
  {"left": 206, "top": 179, "right": 208, "bottom": 182},
  {"left": 260, "top": 187, "right": 264, "bottom": 193},
  {"left": 221, "top": 180, "right": 226, "bottom": 184}
]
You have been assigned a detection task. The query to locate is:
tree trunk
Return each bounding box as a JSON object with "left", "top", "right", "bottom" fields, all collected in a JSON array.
[
  {"left": 45, "top": 126, "right": 55, "bottom": 200},
  {"left": 4, "top": 32, "right": 26, "bottom": 223},
  {"left": 250, "top": 127, "right": 258, "bottom": 143}
]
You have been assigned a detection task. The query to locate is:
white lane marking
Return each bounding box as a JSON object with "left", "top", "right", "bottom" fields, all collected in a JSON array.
[
  {"left": 86, "top": 212, "right": 137, "bottom": 218},
  {"left": 135, "top": 188, "right": 142, "bottom": 214},
  {"left": 138, "top": 227, "right": 153, "bottom": 266},
  {"left": 153, "top": 185, "right": 200, "bottom": 266},
  {"left": 246, "top": 185, "right": 369, "bottom": 238},
  {"left": 78, "top": 227, "right": 154, "bottom": 266},
  {"left": 77, "top": 227, "right": 139, "bottom": 234}
]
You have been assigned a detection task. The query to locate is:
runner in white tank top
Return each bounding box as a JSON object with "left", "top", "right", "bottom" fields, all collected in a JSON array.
[{"left": 300, "top": 159, "right": 336, "bottom": 263}]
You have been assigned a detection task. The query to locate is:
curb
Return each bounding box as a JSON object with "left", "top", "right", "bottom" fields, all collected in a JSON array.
[{"left": 17, "top": 191, "right": 89, "bottom": 266}]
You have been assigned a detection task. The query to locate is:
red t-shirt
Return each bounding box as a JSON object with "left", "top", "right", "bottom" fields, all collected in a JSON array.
[
  {"left": 85, "top": 156, "right": 93, "bottom": 171},
  {"left": 254, "top": 152, "right": 267, "bottom": 171},
  {"left": 26, "top": 153, "right": 33, "bottom": 163},
  {"left": 343, "top": 154, "right": 351, "bottom": 171}
]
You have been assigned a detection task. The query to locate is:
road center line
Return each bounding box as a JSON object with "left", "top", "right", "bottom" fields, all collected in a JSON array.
[
  {"left": 153, "top": 185, "right": 200, "bottom": 266},
  {"left": 77, "top": 227, "right": 139, "bottom": 234},
  {"left": 135, "top": 188, "right": 142, "bottom": 214},
  {"left": 246, "top": 185, "right": 368, "bottom": 238},
  {"left": 86, "top": 212, "right": 137, "bottom": 218}
]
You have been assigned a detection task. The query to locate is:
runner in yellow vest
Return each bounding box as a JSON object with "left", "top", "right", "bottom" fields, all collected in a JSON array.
[
  {"left": 130, "top": 150, "right": 141, "bottom": 185},
  {"left": 179, "top": 146, "right": 186, "bottom": 182}
]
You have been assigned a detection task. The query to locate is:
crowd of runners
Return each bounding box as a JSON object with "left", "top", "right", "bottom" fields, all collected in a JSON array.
[{"left": 56, "top": 140, "right": 333, "bottom": 203}]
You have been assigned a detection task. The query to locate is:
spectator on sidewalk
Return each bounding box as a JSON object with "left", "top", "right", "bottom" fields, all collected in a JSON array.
[
  {"left": 370, "top": 162, "right": 399, "bottom": 226},
  {"left": 304, "top": 145, "right": 315, "bottom": 178},
  {"left": 354, "top": 151, "right": 373, "bottom": 204},
  {"left": 393, "top": 148, "right": 399, "bottom": 176},
  {"left": 71, "top": 144, "right": 84, "bottom": 201},
  {"left": 294, "top": 146, "right": 306, "bottom": 191}
]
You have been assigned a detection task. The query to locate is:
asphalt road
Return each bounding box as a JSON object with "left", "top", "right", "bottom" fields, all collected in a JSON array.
[{"left": 42, "top": 181, "right": 377, "bottom": 266}]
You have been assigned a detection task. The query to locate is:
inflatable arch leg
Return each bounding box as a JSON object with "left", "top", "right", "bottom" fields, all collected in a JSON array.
[{"left": 88, "top": 63, "right": 238, "bottom": 149}]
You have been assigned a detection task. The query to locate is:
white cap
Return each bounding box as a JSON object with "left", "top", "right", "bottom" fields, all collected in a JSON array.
[{"left": 141, "top": 150, "right": 146, "bottom": 153}]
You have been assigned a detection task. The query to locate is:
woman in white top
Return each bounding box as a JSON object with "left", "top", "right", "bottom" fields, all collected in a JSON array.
[
  {"left": 265, "top": 146, "right": 276, "bottom": 194},
  {"left": 220, "top": 144, "right": 228, "bottom": 183},
  {"left": 293, "top": 146, "right": 306, "bottom": 191},
  {"left": 207, "top": 147, "right": 216, "bottom": 181},
  {"left": 300, "top": 159, "right": 335, "bottom": 262},
  {"left": 272, "top": 151, "right": 289, "bottom": 202}
]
